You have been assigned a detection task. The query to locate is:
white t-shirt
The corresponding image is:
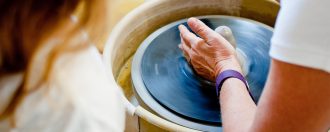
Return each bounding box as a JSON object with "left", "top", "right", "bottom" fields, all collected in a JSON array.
[
  {"left": 0, "top": 46, "right": 125, "bottom": 132},
  {"left": 270, "top": 0, "right": 330, "bottom": 72}
]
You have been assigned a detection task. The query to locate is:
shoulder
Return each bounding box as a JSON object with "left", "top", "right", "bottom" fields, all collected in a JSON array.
[{"left": 271, "top": 0, "right": 330, "bottom": 72}]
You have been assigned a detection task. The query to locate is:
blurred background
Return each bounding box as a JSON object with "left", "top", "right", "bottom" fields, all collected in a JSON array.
[
  {"left": 97, "top": 0, "right": 144, "bottom": 52},
  {"left": 106, "top": 1, "right": 143, "bottom": 131}
]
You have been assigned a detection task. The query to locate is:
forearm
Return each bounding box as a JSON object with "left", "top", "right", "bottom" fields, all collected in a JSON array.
[
  {"left": 219, "top": 78, "right": 256, "bottom": 132},
  {"left": 178, "top": 18, "right": 259, "bottom": 131},
  {"left": 250, "top": 59, "right": 330, "bottom": 131}
]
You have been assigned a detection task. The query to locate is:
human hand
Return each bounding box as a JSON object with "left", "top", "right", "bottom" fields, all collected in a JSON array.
[{"left": 178, "top": 18, "right": 242, "bottom": 81}]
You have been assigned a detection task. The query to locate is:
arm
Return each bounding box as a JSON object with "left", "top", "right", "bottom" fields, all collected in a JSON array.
[
  {"left": 220, "top": 78, "right": 256, "bottom": 131},
  {"left": 251, "top": 59, "right": 330, "bottom": 131},
  {"left": 179, "top": 18, "right": 257, "bottom": 131},
  {"left": 179, "top": 18, "right": 330, "bottom": 132},
  {"left": 220, "top": 59, "right": 330, "bottom": 132}
]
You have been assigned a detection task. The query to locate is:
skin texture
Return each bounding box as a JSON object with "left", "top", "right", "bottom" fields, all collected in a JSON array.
[
  {"left": 178, "top": 18, "right": 241, "bottom": 81},
  {"left": 179, "top": 17, "right": 330, "bottom": 131}
]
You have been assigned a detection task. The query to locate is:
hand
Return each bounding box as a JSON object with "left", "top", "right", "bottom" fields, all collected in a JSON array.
[{"left": 178, "top": 17, "right": 242, "bottom": 81}]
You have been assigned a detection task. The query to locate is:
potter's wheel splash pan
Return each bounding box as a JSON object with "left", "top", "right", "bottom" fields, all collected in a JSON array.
[{"left": 132, "top": 15, "right": 273, "bottom": 126}]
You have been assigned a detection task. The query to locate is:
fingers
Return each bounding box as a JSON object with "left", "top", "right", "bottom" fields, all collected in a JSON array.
[
  {"left": 187, "top": 18, "right": 214, "bottom": 39},
  {"left": 179, "top": 24, "right": 213, "bottom": 65},
  {"left": 179, "top": 24, "right": 210, "bottom": 52},
  {"left": 179, "top": 25, "right": 201, "bottom": 47},
  {"left": 187, "top": 17, "right": 228, "bottom": 44},
  {"left": 179, "top": 41, "right": 213, "bottom": 74},
  {"left": 178, "top": 18, "right": 239, "bottom": 81},
  {"left": 188, "top": 48, "right": 215, "bottom": 80},
  {"left": 178, "top": 24, "right": 197, "bottom": 63},
  {"left": 178, "top": 24, "right": 217, "bottom": 81},
  {"left": 191, "top": 60, "right": 215, "bottom": 81},
  {"left": 178, "top": 43, "right": 191, "bottom": 63}
]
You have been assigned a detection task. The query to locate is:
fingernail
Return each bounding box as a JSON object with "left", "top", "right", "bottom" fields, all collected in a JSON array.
[
  {"left": 191, "top": 17, "right": 201, "bottom": 23},
  {"left": 179, "top": 24, "right": 184, "bottom": 29},
  {"left": 188, "top": 17, "right": 200, "bottom": 28},
  {"left": 191, "top": 17, "right": 198, "bottom": 22}
]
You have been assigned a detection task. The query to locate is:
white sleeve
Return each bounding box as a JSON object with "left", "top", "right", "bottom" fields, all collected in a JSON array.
[
  {"left": 14, "top": 46, "right": 125, "bottom": 132},
  {"left": 270, "top": 0, "right": 330, "bottom": 72}
]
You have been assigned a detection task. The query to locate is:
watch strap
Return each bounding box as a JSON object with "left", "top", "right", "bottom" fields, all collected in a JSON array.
[{"left": 216, "top": 70, "right": 255, "bottom": 103}]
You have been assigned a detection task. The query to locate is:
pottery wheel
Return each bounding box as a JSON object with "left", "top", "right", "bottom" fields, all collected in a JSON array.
[{"left": 132, "top": 16, "right": 273, "bottom": 125}]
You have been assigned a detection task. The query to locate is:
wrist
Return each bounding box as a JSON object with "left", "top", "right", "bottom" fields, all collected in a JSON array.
[
  {"left": 215, "top": 69, "right": 256, "bottom": 103},
  {"left": 214, "top": 57, "right": 242, "bottom": 80}
]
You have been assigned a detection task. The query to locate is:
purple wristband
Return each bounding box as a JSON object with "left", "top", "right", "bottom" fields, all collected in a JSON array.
[{"left": 216, "top": 70, "right": 255, "bottom": 103}]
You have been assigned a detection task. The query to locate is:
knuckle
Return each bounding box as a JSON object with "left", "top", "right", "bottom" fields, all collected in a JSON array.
[
  {"left": 196, "top": 39, "right": 204, "bottom": 46},
  {"left": 196, "top": 27, "right": 206, "bottom": 34},
  {"left": 188, "top": 33, "right": 197, "bottom": 42},
  {"left": 190, "top": 53, "right": 198, "bottom": 60},
  {"left": 191, "top": 39, "right": 203, "bottom": 49},
  {"left": 207, "top": 37, "right": 220, "bottom": 45},
  {"left": 182, "top": 44, "right": 189, "bottom": 50},
  {"left": 190, "top": 51, "right": 199, "bottom": 58}
]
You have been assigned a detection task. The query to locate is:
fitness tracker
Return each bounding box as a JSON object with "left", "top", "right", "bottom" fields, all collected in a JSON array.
[{"left": 216, "top": 70, "right": 255, "bottom": 103}]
